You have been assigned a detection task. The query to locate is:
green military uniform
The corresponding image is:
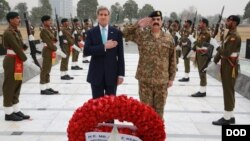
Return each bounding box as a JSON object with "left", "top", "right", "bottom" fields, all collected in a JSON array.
[
  {"left": 193, "top": 28, "right": 211, "bottom": 87},
  {"left": 60, "top": 26, "right": 74, "bottom": 72},
  {"left": 214, "top": 29, "right": 241, "bottom": 111},
  {"left": 123, "top": 24, "right": 176, "bottom": 118},
  {"left": 72, "top": 26, "right": 82, "bottom": 63},
  {"left": 2, "top": 25, "right": 27, "bottom": 107},
  {"left": 170, "top": 23, "right": 181, "bottom": 65},
  {"left": 82, "top": 23, "right": 92, "bottom": 63},
  {"left": 40, "top": 27, "right": 57, "bottom": 84},
  {"left": 179, "top": 27, "right": 192, "bottom": 73}
]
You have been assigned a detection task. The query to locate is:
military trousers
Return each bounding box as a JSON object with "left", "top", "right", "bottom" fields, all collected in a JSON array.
[
  {"left": 139, "top": 81, "right": 168, "bottom": 118},
  {"left": 60, "top": 44, "right": 70, "bottom": 71},
  {"left": 72, "top": 49, "right": 79, "bottom": 62},
  {"left": 184, "top": 58, "right": 190, "bottom": 73},
  {"left": 176, "top": 50, "right": 181, "bottom": 64},
  {"left": 2, "top": 56, "right": 22, "bottom": 107},
  {"left": 40, "top": 48, "right": 53, "bottom": 84},
  {"left": 196, "top": 52, "right": 208, "bottom": 86},
  {"left": 221, "top": 59, "right": 238, "bottom": 111}
]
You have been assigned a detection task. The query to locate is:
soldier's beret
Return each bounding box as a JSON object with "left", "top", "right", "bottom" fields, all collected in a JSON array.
[
  {"left": 61, "top": 18, "right": 68, "bottom": 24},
  {"left": 174, "top": 20, "right": 180, "bottom": 25},
  {"left": 73, "top": 18, "right": 79, "bottom": 23},
  {"left": 6, "top": 12, "right": 19, "bottom": 22},
  {"left": 41, "top": 15, "right": 51, "bottom": 22},
  {"left": 200, "top": 18, "right": 209, "bottom": 26},
  {"left": 227, "top": 15, "right": 240, "bottom": 25},
  {"left": 186, "top": 20, "right": 192, "bottom": 25},
  {"left": 149, "top": 10, "right": 162, "bottom": 19},
  {"left": 83, "top": 19, "right": 89, "bottom": 23}
]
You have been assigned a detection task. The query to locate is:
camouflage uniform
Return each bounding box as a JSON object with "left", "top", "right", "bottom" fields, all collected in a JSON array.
[
  {"left": 214, "top": 29, "right": 241, "bottom": 111},
  {"left": 179, "top": 27, "right": 192, "bottom": 73},
  {"left": 123, "top": 25, "right": 176, "bottom": 118},
  {"left": 193, "top": 28, "right": 211, "bottom": 87}
]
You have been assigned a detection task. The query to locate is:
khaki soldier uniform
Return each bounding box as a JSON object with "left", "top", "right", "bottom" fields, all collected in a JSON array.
[
  {"left": 82, "top": 22, "right": 92, "bottom": 63},
  {"left": 170, "top": 22, "right": 181, "bottom": 66},
  {"left": 40, "top": 26, "right": 58, "bottom": 94},
  {"left": 60, "top": 26, "right": 74, "bottom": 78},
  {"left": 179, "top": 27, "right": 192, "bottom": 80},
  {"left": 71, "top": 25, "right": 83, "bottom": 69},
  {"left": 123, "top": 24, "right": 176, "bottom": 118}
]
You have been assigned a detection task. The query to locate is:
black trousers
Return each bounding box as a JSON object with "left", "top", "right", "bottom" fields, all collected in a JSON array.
[{"left": 91, "top": 84, "right": 117, "bottom": 99}]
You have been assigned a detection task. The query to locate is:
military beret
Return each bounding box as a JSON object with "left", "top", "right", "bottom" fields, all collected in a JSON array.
[
  {"left": 73, "top": 18, "right": 79, "bottom": 23},
  {"left": 227, "top": 15, "right": 240, "bottom": 25},
  {"left": 83, "top": 19, "right": 89, "bottom": 23},
  {"left": 41, "top": 15, "right": 51, "bottom": 22},
  {"left": 200, "top": 18, "right": 209, "bottom": 26},
  {"left": 6, "top": 12, "right": 19, "bottom": 22},
  {"left": 186, "top": 20, "right": 192, "bottom": 25},
  {"left": 174, "top": 20, "right": 180, "bottom": 25},
  {"left": 61, "top": 18, "right": 68, "bottom": 24},
  {"left": 149, "top": 10, "right": 162, "bottom": 19}
]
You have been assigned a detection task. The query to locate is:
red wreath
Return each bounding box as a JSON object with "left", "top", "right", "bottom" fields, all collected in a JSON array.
[{"left": 67, "top": 95, "right": 166, "bottom": 141}]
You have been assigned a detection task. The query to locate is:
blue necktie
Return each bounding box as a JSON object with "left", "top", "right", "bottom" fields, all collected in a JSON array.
[{"left": 101, "top": 27, "right": 107, "bottom": 44}]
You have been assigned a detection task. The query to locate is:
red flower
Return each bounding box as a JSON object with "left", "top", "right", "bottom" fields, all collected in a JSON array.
[{"left": 67, "top": 95, "right": 166, "bottom": 141}]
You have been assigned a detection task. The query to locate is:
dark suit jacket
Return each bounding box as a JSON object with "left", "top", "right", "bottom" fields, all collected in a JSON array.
[{"left": 84, "top": 25, "right": 125, "bottom": 86}]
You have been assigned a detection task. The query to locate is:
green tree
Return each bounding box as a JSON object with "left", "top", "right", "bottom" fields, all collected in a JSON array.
[
  {"left": 170, "top": 12, "right": 178, "bottom": 20},
  {"left": 14, "top": 2, "right": 28, "bottom": 25},
  {"left": 138, "top": 4, "right": 154, "bottom": 19},
  {"left": 110, "top": 2, "right": 124, "bottom": 24},
  {"left": 123, "top": 0, "right": 138, "bottom": 22},
  {"left": 77, "top": 0, "right": 98, "bottom": 20},
  {"left": 0, "top": 0, "right": 10, "bottom": 21},
  {"left": 30, "top": 0, "right": 52, "bottom": 25},
  {"left": 243, "top": 1, "right": 250, "bottom": 21}
]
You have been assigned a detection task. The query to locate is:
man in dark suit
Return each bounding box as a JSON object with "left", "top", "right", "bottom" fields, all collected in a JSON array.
[{"left": 84, "top": 6, "right": 125, "bottom": 99}]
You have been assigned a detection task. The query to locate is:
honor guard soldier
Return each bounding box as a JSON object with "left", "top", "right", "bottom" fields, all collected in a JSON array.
[
  {"left": 178, "top": 20, "right": 192, "bottom": 82},
  {"left": 2, "top": 12, "right": 39, "bottom": 121},
  {"left": 123, "top": 11, "right": 176, "bottom": 118},
  {"left": 212, "top": 15, "right": 241, "bottom": 125},
  {"left": 71, "top": 18, "right": 83, "bottom": 70},
  {"left": 82, "top": 19, "right": 92, "bottom": 63},
  {"left": 60, "top": 18, "right": 78, "bottom": 80},
  {"left": 170, "top": 20, "right": 181, "bottom": 70},
  {"left": 39, "top": 15, "right": 66, "bottom": 95}
]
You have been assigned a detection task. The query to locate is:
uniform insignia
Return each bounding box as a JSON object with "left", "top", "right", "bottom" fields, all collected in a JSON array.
[{"left": 157, "top": 11, "right": 160, "bottom": 16}]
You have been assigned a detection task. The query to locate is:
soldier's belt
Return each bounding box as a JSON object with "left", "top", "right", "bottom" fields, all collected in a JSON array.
[
  {"left": 196, "top": 49, "right": 208, "bottom": 53},
  {"left": 7, "top": 49, "right": 16, "bottom": 55},
  {"left": 182, "top": 42, "right": 188, "bottom": 46}
]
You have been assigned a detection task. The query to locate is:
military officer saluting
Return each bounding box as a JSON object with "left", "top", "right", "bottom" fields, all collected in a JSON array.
[
  {"left": 212, "top": 15, "right": 241, "bottom": 125},
  {"left": 2, "top": 12, "right": 38, "bottom": 121},
  {"left": 39, "top": 15, "right": 66, "bottom": 95},
  {"left": 123, "top": 11, "right": 176, "bottom": 118}
]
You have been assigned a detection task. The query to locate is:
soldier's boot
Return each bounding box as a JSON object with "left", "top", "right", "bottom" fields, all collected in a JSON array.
[
  {"left": 191, "top": 92, "right": 206, "bottom": 97},
  {"left": 178, "top": 77, "right": 189, "bottom": 82},
  {"left": 46, "top": 83, "right": 59, "bottom": 94},
  {"left": 14, "top": 111, "right": 30, "bottom": 120},
  {"left": 5, "top": 113, "right": 23, "bottom": 121},
  {"left": 82, "top": 60, "right": 90, "bottom": 63},
  {"left": 212, "top": 117, "right": 235, "bottom": 126},
  {"left": 40, "top": 84, "right": 55, "bottom": 95},
  {"left": 4, "top": 107, "right": 22, "bottom": 121}
]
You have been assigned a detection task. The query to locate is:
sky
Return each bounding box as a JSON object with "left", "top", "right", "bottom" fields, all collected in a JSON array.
[{"left": 8, "top": 0, "right": 250, "bottom": 17}]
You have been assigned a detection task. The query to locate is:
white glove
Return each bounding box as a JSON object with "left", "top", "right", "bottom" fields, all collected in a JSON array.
[
  {"left": 81, "top": 29, "right": 86, "bottom": 34},
  {"left": 176, "top": 45, "right": 181, "bottom": 51},
  {"left": 59, "top": 31, "right": 63, "bottom": 36},
  {"left": 72, "top": 44, "right": 81, "bottom": 52},
  {"left": 201, "top": 47, "right": 208, "bottom": 50},
  {"left": 56, "top": 49, "right": 66, "bottom": 58},
  {"left": 176, "top": 32, "right": 181, "bottom": 39},
  {"left": 188, "top": 35, "right": 196, "bottom": 44},
  {"left": 203, "top": 62, "right": 216, "bottom": 72},
  {"left": 210, "top": 38, "right": 220, "bottom": 48},
  {"left": 28, "top": 35, "right": 35, "bottom": 41},
  {"left": 186, "top": 50, "right": 195, "bottom": 58},
  {"left": 24, "top": 58, "right": 40, "bottom": 72},
  {"left": 79, "top": 41, "right": 85, "bottom": 46}
]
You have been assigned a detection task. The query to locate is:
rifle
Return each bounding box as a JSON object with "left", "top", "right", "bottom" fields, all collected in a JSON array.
[
  {"left": 23, "top": 12, "right": 41, "bottom": 68},
  {"left": 55, "top": 8, "right": 65, "bottom": 53},
  {"left": 213, "top": 6, "right": 224, "bottom": 38},
  {"left": 191, "top": 11, "right": 197, "bottom": 38}
]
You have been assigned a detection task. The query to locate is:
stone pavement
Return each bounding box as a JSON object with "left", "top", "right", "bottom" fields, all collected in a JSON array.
[{"left": 0, "top": 42, "right": 250, "bottom": 141}]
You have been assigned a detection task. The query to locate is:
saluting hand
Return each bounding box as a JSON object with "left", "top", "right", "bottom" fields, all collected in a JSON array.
[{"left": 137, "top": 17, "right": 152, "bottom": 28}]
